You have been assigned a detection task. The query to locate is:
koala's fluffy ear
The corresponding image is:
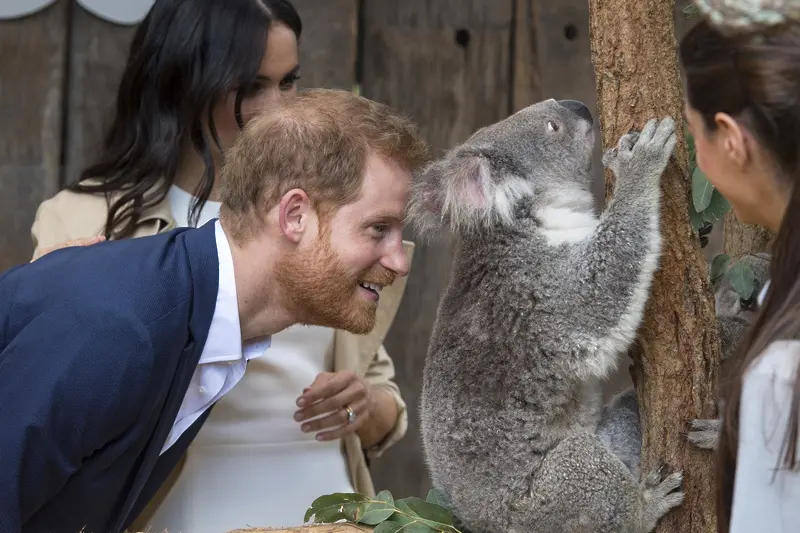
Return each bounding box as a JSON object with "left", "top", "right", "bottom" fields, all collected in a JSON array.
[{"left": 407, "top": 152, "right": 493, "bottom": 239}]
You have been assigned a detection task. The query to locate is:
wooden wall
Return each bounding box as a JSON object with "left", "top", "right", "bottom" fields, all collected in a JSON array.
[{"left": 0, "top": 0, "right": 697, "bottom": 501}]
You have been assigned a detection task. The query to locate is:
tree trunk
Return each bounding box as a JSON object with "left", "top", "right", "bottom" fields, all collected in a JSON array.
[
  {"left": 723, "top": 214, "right": 774, "bottom": 257},
  {"left": 588, "top": 1, "right": 721, "bottom": 532}
]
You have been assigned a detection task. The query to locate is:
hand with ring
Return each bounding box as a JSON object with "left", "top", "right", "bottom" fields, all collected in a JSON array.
[{"left": 294, "top": 370, "right": 372, "bottom": 441}]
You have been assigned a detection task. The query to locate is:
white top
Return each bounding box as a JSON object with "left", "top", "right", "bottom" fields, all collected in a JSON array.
[
  {"left": 143, "top": 186, "right": 353, "bottom": 532},
  {"left": 730, "top": 278, "right": 800, "bottom": 532},
  {"left": 730, "top": 339, "right": 800, "bottom": 532},
  {"left": 161, "top": 219, "right": 270, "bottom": 453}
]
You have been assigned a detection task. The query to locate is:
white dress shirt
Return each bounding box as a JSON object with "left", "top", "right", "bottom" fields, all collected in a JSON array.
[{"left": 160, "top": 219, "right": 270, "bottom": 453}]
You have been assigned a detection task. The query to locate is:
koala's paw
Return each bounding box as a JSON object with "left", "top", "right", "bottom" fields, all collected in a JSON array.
[
  {"left": 606, "top": 117, "right": 677, "bottom": 189},
  {"left": 686, "top": 418, "right": 721, "bottom": 450},
  {"left": 638, "top": 463, "right": 684, "bottom": 531}
]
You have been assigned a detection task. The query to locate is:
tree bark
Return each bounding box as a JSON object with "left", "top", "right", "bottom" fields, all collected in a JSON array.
[
  {"left": 588, "top": 1, "right": 721, "bottom": 532},
  {"left": 723, "top": 214, "right": 774, "bottom": 257}
]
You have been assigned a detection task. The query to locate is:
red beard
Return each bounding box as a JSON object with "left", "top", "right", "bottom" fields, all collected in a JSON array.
[{"left": 274, "top": 233, "right": 396, "bottom": 335}]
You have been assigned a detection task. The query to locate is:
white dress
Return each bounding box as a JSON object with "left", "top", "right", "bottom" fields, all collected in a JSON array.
[{"left": 142, "top": 186, "right": 355, "bottom": 533}]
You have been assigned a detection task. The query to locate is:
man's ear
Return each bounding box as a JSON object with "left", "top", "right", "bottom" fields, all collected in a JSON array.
[{"left": 278, "top": 188, "right": 313, "bottom": 243}]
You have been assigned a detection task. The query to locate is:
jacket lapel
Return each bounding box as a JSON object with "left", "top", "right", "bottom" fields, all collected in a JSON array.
[{"left": 112, "top": 221, "right": 220, "bottom": 532}]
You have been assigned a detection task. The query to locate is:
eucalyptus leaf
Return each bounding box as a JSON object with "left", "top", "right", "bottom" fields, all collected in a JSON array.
[
  {"left": 399, "top": 497, "right": 455, "bottom": 527},
  {"left": 710, "top": 254, "right": 731, "bottom": 282},
  {"left": 688, "top": 200, "right": 704, "bottom": 232},
  {"left": 683, "top": 3, "right": 700, "bottom": 18},
  {"left": 686, "top": 130, "right": 696, "bottom": 168},
  {"left": 426, "top": 488, "right": 449, "bottom": 508},
  {"left": 701, "top": 189, "right": 732, "bottom": 223},
  {"left": 306, "top": 492, "right": 368, "bottom": 524},
  {"left": 377, "top": 490, "right": 395, "bottom": 506},
  {"left": 692, "top": 166, "right": 714, "bottom": 212},
  {"left": 728, "top": 261, "right": 757, "bottom": 300},
  {"left": 373, "top": 520, "right": 406, "bottom": 533},
  {"left": 357, "top": 502, "right": 396, "bottom": 525},
  {"left": 383, "top": 511, "right": 437, "bottom": 533}
]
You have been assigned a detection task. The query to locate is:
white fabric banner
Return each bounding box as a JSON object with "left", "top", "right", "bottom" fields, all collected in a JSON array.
[{"left": 0, "top": 0, "right": 155, "bottom": 25}]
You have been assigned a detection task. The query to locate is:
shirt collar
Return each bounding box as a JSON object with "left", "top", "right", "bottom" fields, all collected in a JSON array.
[{"left": 199, "top": 219, "right": 270, "bottom": 364}]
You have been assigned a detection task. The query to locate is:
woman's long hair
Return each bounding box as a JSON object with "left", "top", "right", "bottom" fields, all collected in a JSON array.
[
  {"left": 70, "top": 0, "right": 302, "bottom": 239},
  {"left": 679, "top": 19, "right": 800, "bottom": 533}
]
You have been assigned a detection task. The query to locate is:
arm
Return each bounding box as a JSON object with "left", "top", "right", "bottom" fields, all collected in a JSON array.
[
  {"left": 555, "top": 118, "right": 676, "bottom": 377},
  {"left": 730, "top": 341, "right": 800, "bottom": 533},
  {"left": 0, "top": 306, "right": 153, "bottom": 530},
  {"left": 359, "top": 344, "right": 408, "bottom": 456}
]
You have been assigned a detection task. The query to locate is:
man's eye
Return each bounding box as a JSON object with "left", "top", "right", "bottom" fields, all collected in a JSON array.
[{"left": 370, "top": 224, "right": 388, "bottom": 236}]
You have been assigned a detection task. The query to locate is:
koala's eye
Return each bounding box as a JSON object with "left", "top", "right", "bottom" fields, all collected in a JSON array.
[{"left": 547, "top": 120, "right": 559, "bottom": 132}]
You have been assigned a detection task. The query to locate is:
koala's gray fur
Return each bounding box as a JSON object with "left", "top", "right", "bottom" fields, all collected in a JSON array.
[
  {"left": 410, "top": 98, "right": 682, "bottom": 533},
  {"left": 686, "top": 252, "right": 772, "bottom": 450}
]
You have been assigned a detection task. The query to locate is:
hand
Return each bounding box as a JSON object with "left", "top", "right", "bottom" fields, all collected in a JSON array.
[
  {"left": 31, "top": 236, "right": 106, "bottom": 262},
  {"left": 294, "top": 370, "right": 373, "bottom": 441}
]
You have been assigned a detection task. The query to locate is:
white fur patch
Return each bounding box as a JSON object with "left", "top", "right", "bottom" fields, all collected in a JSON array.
[
  {"left": 535, "top": 188, "right": 598, "bottom": 246},
  {"left": 537, "top": 206, "right": 599, "bottom": 246}
]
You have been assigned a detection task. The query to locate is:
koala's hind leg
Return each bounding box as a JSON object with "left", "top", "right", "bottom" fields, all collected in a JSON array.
[
  {"left": 597, "top": 387, "right": 642, "bottom": 477},
  {"left": 511, "top": 434, "right": 683, "bottom": 533}
]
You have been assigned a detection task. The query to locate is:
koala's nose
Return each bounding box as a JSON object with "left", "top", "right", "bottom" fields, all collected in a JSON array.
[{"left": 557, "top": 99, "right": 593, "bottom": 125}]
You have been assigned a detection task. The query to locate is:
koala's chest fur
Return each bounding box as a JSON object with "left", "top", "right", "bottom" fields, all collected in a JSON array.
[{"left": 421, "top": 231, "right": 603, "bottom": 495}]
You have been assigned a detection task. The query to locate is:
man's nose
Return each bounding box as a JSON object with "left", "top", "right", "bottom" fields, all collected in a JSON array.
[{"left": 382, "top": 241, "right": 409, "bottom": 278}]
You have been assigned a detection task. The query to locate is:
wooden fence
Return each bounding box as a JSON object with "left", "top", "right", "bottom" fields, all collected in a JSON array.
[{"left": 0, "top": 0, "right": 694, "bottom": 500}]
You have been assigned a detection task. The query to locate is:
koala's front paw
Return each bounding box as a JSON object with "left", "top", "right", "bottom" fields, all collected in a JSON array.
[
  {"left": 686, "top": 418, "right": 720, "bottom": 450},
  {"left": 604, "top": 117, "right": 677, "bottom": 189}
]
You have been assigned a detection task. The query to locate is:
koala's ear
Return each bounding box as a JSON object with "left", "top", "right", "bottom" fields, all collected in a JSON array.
[{"left": 408, "top": 151, "right": 495, "bottom": 239}]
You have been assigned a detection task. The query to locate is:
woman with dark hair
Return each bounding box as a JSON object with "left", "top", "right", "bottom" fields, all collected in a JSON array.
[
  {"left": 29, "top": 1, "right": 410, "bottom": 531},
  {"left": 679, "top": 15, "right": 800, "bottom": 533}
]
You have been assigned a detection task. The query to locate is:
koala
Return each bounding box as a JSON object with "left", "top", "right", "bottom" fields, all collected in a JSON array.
[
  {"left": 686, "top": 252, "right": 771, "bottom": 450},
  {"left": 410, "top": 98, "right": 682, "bottom": 533}
]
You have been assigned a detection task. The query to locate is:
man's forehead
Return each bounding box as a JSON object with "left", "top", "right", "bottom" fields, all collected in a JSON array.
[{"left": 359, "top": 154, "right": 412, "bottom": 204}]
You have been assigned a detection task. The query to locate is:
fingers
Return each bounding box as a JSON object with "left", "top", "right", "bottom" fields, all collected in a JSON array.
[
  {"left": 306, "top": 398, "right": 370, "bottom": 441},
  {"left": 296, "top": 370, "right": 356, "bottom": 408},
  {"left": 295, "top": 374, "right": 367, "bottom": 422}
]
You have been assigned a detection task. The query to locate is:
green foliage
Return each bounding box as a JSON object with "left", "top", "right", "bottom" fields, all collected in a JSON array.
[
  {"left": 683, "top": 3, "right": 701, "bottom": 19},
  {"left": 685, "top": 130, "right": 732, "bottom": 231},
  {"left": 708, "top": 253, "right": 758, "bottom": 300},
  {"left": 305, "top": 490, "right": 462, "bottom": 533}
]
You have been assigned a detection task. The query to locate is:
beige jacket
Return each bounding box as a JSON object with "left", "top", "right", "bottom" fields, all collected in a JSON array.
[{"left": 30, "top": 185, "right": 414, "bottom": 501}]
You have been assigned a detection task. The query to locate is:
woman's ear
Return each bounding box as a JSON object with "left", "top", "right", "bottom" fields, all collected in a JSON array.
[{"left": 714, "top": 112, "right": 749, "bottom": 168}]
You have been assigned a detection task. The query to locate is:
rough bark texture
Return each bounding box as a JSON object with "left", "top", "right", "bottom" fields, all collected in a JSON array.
[
  {"left": 723, "top": 214, "right": 774, "bottom": 257},
  {"left": 588, "top": 1, "right": 721, "bottom": 532}
]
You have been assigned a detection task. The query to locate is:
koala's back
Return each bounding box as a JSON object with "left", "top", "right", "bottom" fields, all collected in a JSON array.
[{"left": 421, "top": 234, "right": 602, "bottom": 532}]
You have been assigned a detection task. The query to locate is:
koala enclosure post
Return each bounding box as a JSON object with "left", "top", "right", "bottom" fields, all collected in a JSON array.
[
  {"left": 723, "top": 216, "right": 773, "bottom": 257},
  {"left": 588, "top": 1, "right": 721, "bottom": 532}
]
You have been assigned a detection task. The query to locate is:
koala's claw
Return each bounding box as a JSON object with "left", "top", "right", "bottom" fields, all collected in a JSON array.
[{"left": 639, "top": 465, "right": 685, "bottom": 530}]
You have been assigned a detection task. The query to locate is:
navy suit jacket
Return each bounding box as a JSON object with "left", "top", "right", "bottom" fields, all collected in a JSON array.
[{"left": 0, "top": 220, "right": 221, "bottom": 533}]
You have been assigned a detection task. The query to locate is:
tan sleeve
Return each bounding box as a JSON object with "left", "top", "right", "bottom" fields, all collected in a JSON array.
[
  {"left": 362, "top": 343, "right": 408, "bottom": 459},
  {"left": 30, "top": 191, "right": 106, "bottom": 260}
]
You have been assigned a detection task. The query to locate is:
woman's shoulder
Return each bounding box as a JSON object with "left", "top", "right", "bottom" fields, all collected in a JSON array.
[
  {"left": 746, "top": 339, "right": 800, "bottom": 383},
  {"left": 31, "top": 185, "right": 112, "bottom": 248}
]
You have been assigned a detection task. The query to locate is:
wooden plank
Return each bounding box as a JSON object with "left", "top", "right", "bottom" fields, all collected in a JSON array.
[
  {"left": 64, "top": 5, "right": 136, "bottom": 186},
  {"left": 292, "top": 0, "right": 358, "bottom": 90},
  {"left": 0, "top": 2, "right": 68, "bottom": 270},
  {"left": 361, "top": 0, "right": 514, "bottom": 499}
]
